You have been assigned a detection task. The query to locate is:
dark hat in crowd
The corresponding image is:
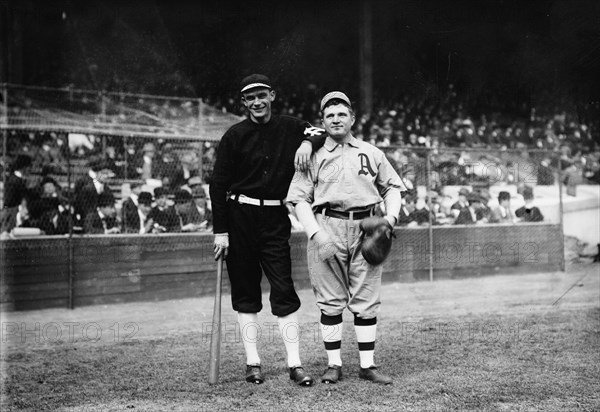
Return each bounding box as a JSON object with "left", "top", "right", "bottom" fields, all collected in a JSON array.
[
  {"left": 187, "top": 176, "right": 203, "bottom": 187},
  {"left": 458, "top": 187, "right": 470, "bottom": 197},
  {"left": 174, "top": 189, "right": 193, "bottom": 205},
  {"left": 320, "top": 91, "right": 352, "bottom": 111},
  {"left": 13, "top": 154, "right": 33, "bottom": 171},
  {"left": 467, "top": 192, "right": 484, "bottom": 204},
  {"left": 138, "top": 191, "right": 153, "bottom": 206},
  {"left": 498, "top": 191, "right": 511, "bottom": 202},
  {"left": 88, "top": 156, "right": 108, "bottom": 172},
  {"left": 97, "top": 192, "right": 115, "bottom": 208},
  {"left": 154, "top": 187, "right": 169, "bottom": 198},
  {"left": 240, "top": 74, "right": 272, "bottom": 93}
]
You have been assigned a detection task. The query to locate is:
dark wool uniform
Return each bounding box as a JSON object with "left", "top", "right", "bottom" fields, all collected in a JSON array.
[{"left": 210, "top": 114, "right": 323, "bottom": 316}]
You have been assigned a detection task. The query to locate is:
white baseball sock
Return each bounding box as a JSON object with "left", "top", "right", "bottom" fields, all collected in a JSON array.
[
  {"left": 354, "top": 316, "right": 377, "bottom": 369},
  {"left": 277, "top": 311, "right": 302, "bottom": 368},
  {"left": 237, "top": 312, "right": 261, "bottom": 366},
  {"left": 321, "top": 313, "right": 343, "bottom": 366}
]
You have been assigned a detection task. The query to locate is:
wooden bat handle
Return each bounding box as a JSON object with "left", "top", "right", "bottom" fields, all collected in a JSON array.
[{"left": 208, "top": 256, "right": 223, "bottom": 384}]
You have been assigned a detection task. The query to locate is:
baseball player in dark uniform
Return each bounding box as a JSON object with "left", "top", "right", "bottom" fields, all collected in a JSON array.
[
  {"left": 210, "top": 74, "right": 326, "bottom": 385},
  {"left": 287, "top": 91, "right": 405, "bottom": 385}
]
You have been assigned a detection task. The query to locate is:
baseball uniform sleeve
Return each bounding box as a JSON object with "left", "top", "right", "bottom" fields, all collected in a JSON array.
[{"left": 209, "top": 131, "right": 234, "bottom": 234}]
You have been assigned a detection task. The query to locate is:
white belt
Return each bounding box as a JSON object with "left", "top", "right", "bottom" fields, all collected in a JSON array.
[{"left": 229, "top": 194, "right": 285, "bottom": 206}]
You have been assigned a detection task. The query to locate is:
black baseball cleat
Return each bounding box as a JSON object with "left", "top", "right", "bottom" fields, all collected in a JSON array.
[
  {"left": 245, "top": 365, "right": 264, "bottom": 384},
  {"left": 289, "top": 366, "right": 314, "bottom": 386},
  {"left": 359, "top": 366, "right": 392, "bottom": 385},
  {"left": 321, "top": 365, "right": 342, "bottom": 384}
]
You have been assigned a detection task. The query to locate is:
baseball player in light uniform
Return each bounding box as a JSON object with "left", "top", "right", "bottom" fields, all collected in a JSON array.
[{"left": 287, "top": 91, "right": 405, "bottom": 384}]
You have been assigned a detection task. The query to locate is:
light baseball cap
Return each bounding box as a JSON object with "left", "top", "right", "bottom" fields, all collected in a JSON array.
[{"left": 320, "top": 91, "right": 351, "bottom": 111}]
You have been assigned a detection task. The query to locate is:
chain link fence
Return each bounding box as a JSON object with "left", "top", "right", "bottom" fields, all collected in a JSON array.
[{"left": 1, "top": 84, "right": 577, "bottom": 310}]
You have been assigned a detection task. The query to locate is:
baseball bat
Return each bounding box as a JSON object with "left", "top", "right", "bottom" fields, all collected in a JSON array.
[{"left": 208, "top": 256, "right": 223, "bottom": 384}]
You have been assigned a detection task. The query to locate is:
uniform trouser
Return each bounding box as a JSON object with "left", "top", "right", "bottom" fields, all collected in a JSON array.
[
  {"left": 226, "top": 200, "right": 300, "bottom": 316},
  {"left": 307, "top": 213, "right": 382, "bottom": 319}
]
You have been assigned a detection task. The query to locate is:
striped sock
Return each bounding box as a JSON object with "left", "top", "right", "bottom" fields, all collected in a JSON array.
[
  {"left": 237, "top": 312, "right": 261, "bottom": 366},
  {"left": 354, "top": 315, "right": 377, "bottom": 369},
  {"left": 320, "top": 313, "right": 343, "bottom": 366}
]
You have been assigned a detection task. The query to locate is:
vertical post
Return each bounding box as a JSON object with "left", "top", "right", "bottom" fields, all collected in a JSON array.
[
  {"left": 557, "top": 157, "right": 565, "bottom": 271},
  {"left": 426, "top": 149, "right": 434, "bottom": 282},
  {"left": 100, "top": 92, "right": 107, "bottom": 156},
  {"left": 359, "top": 0, "right": 373, "bottom": 116},
  {"left": 66, "top": 132, "right": 75, "bottom": 309},
  {"left": 1, "top": 84, "right": 7, "bottom": 209},
  {"left": 197, "top": 98, "right": 204, "bottom": 182}
]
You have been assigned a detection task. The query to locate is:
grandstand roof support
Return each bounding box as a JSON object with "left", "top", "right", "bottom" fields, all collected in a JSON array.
[{"left": 359, "top": 0, "right": 373, "bottom": 117}]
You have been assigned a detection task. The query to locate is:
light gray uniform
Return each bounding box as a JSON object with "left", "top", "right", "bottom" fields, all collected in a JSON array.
[{"left": 287, "top": 135, "right": 404, "bottom": 318}]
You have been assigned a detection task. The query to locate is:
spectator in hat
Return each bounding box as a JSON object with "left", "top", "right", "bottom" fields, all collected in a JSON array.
[
  {"left": 450, "top": 187, "right": 470, "bottom": 219},
  {"left": 123, "top": 191, "right": 154, "bottom": 234},
  {"left": 121, "top": 181, "right": 144, "bottom": 233},
  {"left": 515, "top": 186, "right": 544, "bottom": 222},
  {"left": 73, "top": 156, "right": 115, "bottom": 222},
  {"left": 3, "top": 154, "right": 32, "bottom": 210},
  {"left": 131, "top": 142, "right": 165, "bottom": 181},
  {"left": 397, "top": 194, "right": 417, "bottom": 226},
  {"left": 0, "top": 192, "right": 37, "bottom": 239},
  {"left": 179, "top": 184, "right": 212, "bottom": 232},
  {"left": 148, "top": 187, "right": 180, "bottom": 232},
  {"left": 454, "top": 192, "right": 487, "bottom": 225},
  {"left": 83, "top": 192, "right": 120, "bottom": 234},
  {"left": 412, "top": 191, "right": 439, "bottom": 226},
  {"left": 489, "top": 191, "right": 515, "bottom": 223}
]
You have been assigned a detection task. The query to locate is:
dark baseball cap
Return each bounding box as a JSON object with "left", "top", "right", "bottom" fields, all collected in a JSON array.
[{"left": 240, "top": 74, "right": 272, "bottom": 93}]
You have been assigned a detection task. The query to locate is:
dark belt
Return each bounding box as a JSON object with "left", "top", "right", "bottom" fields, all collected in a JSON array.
[{"left": 316, "top": 207, "right": 374, "bottom": 220}]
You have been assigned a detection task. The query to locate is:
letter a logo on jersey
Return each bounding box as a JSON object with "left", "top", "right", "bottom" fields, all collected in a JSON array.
[{"left": 358, "top": 153, "right": 376, "bottom": 177}]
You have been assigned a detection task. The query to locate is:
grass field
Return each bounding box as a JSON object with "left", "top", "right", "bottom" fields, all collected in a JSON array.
[{"left": 1, "top": 263, "right": 599, "bottom": 411}]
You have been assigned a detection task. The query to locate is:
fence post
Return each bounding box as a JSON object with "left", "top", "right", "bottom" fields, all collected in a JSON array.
[
  {"left": 426, "top": 148, "right": 433, "bottom": 282},
  {"left": 66, "top": 132, "right": 75, "bottom": 309},
  {"left": 557, "top": 157, "right": 565, "bottom": 271},
  {"left": 1, "top": 84, "right": 7, "bottom": 209}
]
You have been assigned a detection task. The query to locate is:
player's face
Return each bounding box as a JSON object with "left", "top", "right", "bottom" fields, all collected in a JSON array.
[
  {"left": 242, "top": 88, "right": 275, "bottom": 123},
  {"left": 322, "top": 104, "right": 355, "bottom": 140}
]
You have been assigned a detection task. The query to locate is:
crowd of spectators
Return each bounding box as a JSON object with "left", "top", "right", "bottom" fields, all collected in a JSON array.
[
  {"left": 1, "top": 82, "right": 599, "bottom": 238},
  {"left": 0, "top": 153, "right": 212, "bottom": 239}
]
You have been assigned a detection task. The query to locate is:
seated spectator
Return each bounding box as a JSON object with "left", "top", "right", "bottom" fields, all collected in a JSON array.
[
  {"left": 178, "top": 185, "right": 212, "bottom": 232},
  {"left": 489, "top": 191, "right": 515, "bottom": 224},
  {"left": 83, "top": 192, "right": 120, "bottom": 235},
  {"left": 397, "top": 194, "right": 417, "bottom": 227},
  {"left": 121, "top": 182, "right": 144, "bottom": 233},
  {"left": 450, "top": 187, "right": 470, "bottom": 219},
  {"left": 148, "top": 187, "right": 180, "bottom": 232},
  {"left": 73, "top": 157, "right": 115, "bottom": 221},
  {"left": 412, "top": 192, "right": 438, "bottom": 226},
  {"left": 122, "top": 191, "right": 154, "bottom": 234},
  {"left": 537, "top": 158, "right": 555, "bottom": 185},
  {"left": 454, "top": 192, "right": 488, "bottom": 225},
  {"left": 3, "top": 154, "right": 32, "bottom": 211},
  {"left": 0, "top": 194, "right": 38, "bottom": 239},
  {"left": 515, "top": 186, "right": 544, "bottom": 222}
]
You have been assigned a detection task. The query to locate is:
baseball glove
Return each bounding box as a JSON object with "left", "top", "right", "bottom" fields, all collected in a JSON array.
[{"left": 358, "top": 217, "right": 395, "bottom": 266}]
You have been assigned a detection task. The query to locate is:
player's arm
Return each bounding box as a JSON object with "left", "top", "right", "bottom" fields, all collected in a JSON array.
[
  {"left": 376, "top": 152, "right": 406, "bottom": 227},
  {"left": 209, "top": 133, "right": 233, "bottom": 260},
  {"left": 294, "top": 123, "right": 327, "bottom": 172}
]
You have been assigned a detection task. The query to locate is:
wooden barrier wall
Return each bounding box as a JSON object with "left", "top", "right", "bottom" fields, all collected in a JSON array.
[{"left": 1, "top": 223, "right": 563, "bottom": 311}]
